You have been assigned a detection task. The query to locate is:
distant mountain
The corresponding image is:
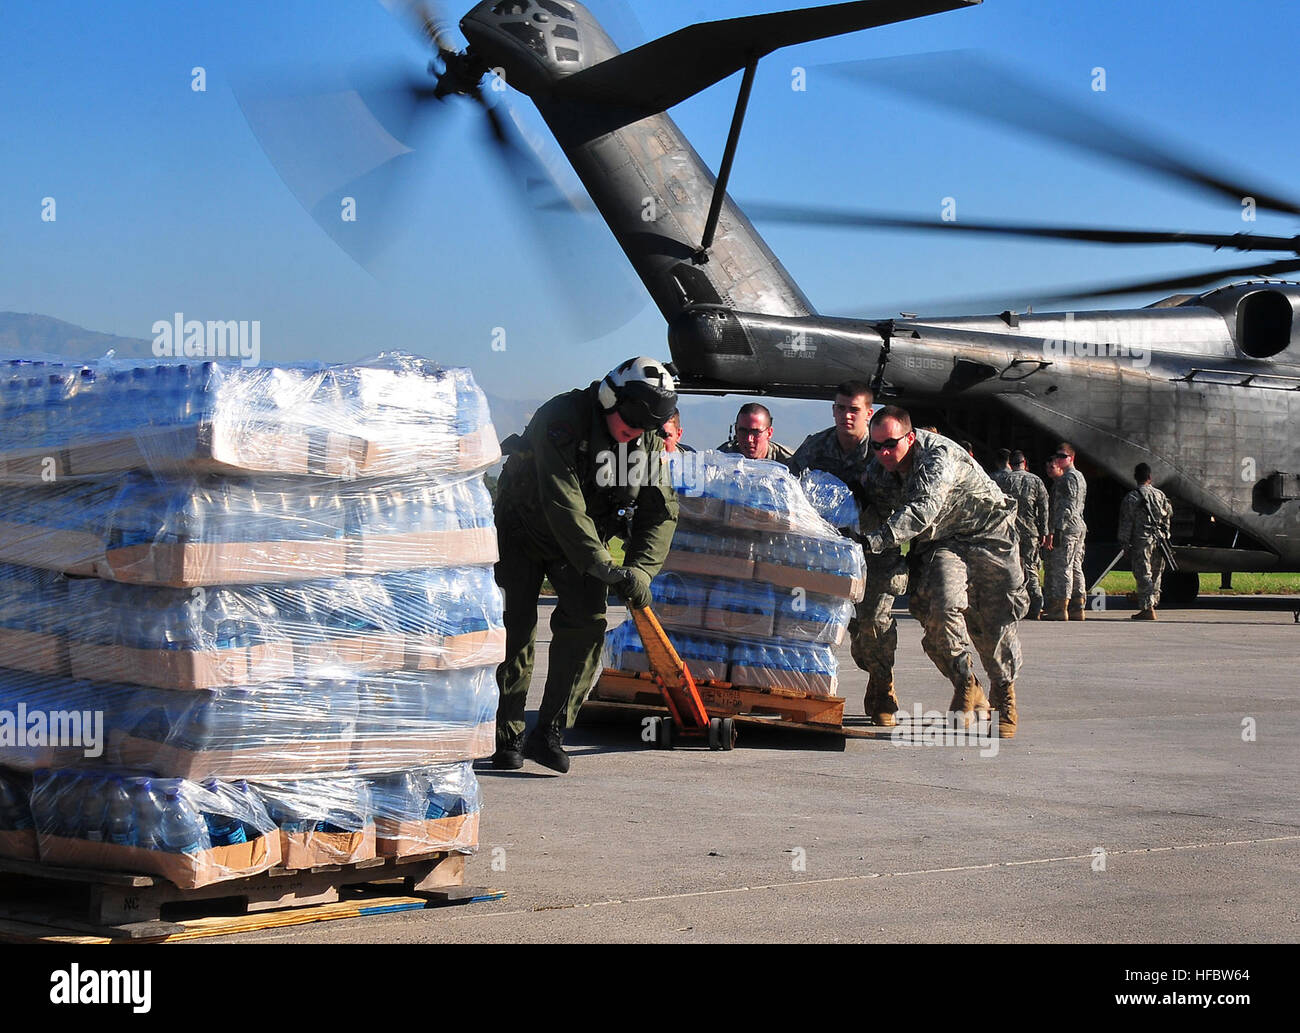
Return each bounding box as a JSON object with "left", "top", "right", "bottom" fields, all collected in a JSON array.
[{"left": 0, "top": 312, "right": 154, "bottom": 361}]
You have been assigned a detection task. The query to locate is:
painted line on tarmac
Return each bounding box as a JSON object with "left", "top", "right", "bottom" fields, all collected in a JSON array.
[{"left": 445, "top": 832, "right": 1300, "bottom": 921}]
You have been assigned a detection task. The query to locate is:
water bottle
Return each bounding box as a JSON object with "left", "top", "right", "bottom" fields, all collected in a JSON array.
[
  {"left": 158, "top": 785, "right": 207, "bottom": 854},
  {"left": 204, "top": 589, "right": 253, "bottom": 650},
  {"left": 79, "top": 774, "right": 108, "bottom": 843},
  {"left": 230, "top": 780, "right": 265, "bottom": 839},
  {"left": 129, "top": 366, "right": 154, "bottom": 425},
  {"left": 131, "top": 779, "right": 164, "bottom": 850},
  {"left": 190, "top": 361, "right": 220, "bottom": 422},
  {"left": 179, "top": 689, "right": 250, "bottom": 750},
  {"left": 54, "top": 771, "right": 88, "bottom": 839},
  {"left": 0, "top": 379, "right": 24, "bottom": 451},
  {"left": 199, "top": 780, "right": 249, "bottom": 846},
  {"left": 104, "top": 777, "right": 136, "bottom": 846}
]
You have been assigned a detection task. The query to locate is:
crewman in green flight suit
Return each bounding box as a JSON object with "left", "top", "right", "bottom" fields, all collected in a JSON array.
[{"left": 492, "top": 357, "right": 680, "bottom": 773}]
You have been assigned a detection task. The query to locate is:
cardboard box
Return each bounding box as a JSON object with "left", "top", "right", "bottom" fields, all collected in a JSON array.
[
  {"left": 724, "top": 503, "right": 802, "bottom": 534},
  {"left": 0, "top": 628, "right": 71, "bottom": 676},
  {"left": 703, "top": 604, "right": 775, "bottom": 639},
  {"left": 455, "top": 426, "right": 502, "bottom": 471},
  {"left": 38, "top": 830, "right": 282, "bottom": 889},
  {"left": 101, "top": 540, "right": 349, "bottom": 587},
  {"left": 375, "top": 810, "right": 479, "bottom": 859},
  {"left": 661, "top": 550, "right": 754, "bottom": 581},
  {"left": 773, "top": 616, "right": 847, "bottom": 647},
  {"left": 71, "top": 640, "right": 294, "bottom": 690},
  {"left": 352, "top": 722, "right": 496, "bottom": 770},
  {"left": 69, "top": 421, "right": 317, "bottom": 478},
  {"left": 652, "top": 601, "right": 706, "bottom": 630},
  {"left": 676, "top": 497, "right": 727, "bottom": 524},
  {"left": 730, "top": 664, "right": 837, "bottom": 697},
  {"left": 279, "top": 824, "right": 376, "bottom": 870},
  {"left": 0, "top": 450, "right": 74, "bottom": 482},
  {"left": 0, "top": 520, "right": 103, "bottom": 576},
  {"left": 405, "top": 628, "right": 506, "bottom": 671},
  {"left": 753, "top": 561, "right": 865, "bottom": 603},
  {"left": 346, "top": 528, "right": 498, "bottom": 574},
  {"left": 112, "top": 734, "right": 354, "bottom": 779},
  {"left": 0, "top": 828, "right": 39, "bottom": 862},
  {"left": 297, "top": 632, "right": 408, "bottom": 674}
]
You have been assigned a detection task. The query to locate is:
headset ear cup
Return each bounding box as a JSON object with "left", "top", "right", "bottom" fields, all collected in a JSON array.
[{"left": 597, "top": 377, "right": 617, "bottom": 412}]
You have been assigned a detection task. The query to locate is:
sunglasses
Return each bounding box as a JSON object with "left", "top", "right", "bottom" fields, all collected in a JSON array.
[
  {"left": 733, "top": 425, "right": 770, "bottom": 439},
  {"left": 870, "top": 434, "right": 910, "bottom": 452},
  {"left": 1050, "top": 453, "right": 1069, "bottom": 461}
]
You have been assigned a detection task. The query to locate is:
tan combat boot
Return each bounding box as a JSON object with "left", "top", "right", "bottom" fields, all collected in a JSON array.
[
  {"left": 989, "top": 681, "right": 1018, "bottom": 739},
  {"left": 949, "top": 674, "right": 990, "bottom": 729},
  {"left": 1040, "top": 598, "right": 1068, "bottom": 621},
  {"left": 1130, "top": 607, "right": 1157, "bottom": 621},
  {"left": 866, "top": 677, "right": 901, "bottom": 727},
  {"left": 1068, "top": 594, "right": 1087, "bottom": 621}
]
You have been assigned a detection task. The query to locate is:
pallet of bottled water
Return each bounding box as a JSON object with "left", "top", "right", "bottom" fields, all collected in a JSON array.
[
  {"left": 0, "top": 463, "right": 498, "bottom": 586},
  {"left": 603, "top": 454, "right": 865, "bottom": 697},
  {"left": 0, "top": 564, "right": 504, "bottom": 689},
  {"left": 0, "top": 765, "right": 481, "bottom": 886},
  {"left": 0, "top": 358, "right": 499, "bottom": 479},
  {"left": 0, "top": 354, "right": 502, "bottom": 886}
]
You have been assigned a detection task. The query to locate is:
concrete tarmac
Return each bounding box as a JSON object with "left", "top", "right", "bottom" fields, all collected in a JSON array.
[{"left": 219, "top": 596, "right": 1300, "bottom": 944}]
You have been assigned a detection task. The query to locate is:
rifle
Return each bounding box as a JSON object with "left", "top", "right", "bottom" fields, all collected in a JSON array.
[{"left": 1141, "top": 490, "right": 1178, "bottom": 572}]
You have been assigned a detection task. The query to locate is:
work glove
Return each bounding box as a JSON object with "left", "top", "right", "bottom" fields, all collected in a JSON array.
[
  {"left": 588, "top": 561, "right": 653, "bottom": 609},
  {"left": 613, "top": 566, "right": 653, "bottom": 610}
]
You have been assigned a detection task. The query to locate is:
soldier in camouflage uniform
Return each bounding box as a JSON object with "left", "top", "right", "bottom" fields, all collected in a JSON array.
[
  {"left": 492, "top": 357, "right": 679, "bottom": 773},
  {"left": 789, "top": 381, "right": 906, "bottom": 726},
  {"left": 991, "top": 449, "right": 1015, "bottom": 493},
  {"left": 1118, "top": 462, "right": 1174, "bottom": 621},
  {"left": 861, "top": 406, "right": 1027, "bottom": 738},
  {"left": 1002, "top": 450, "right": 1050, "bottom": 620},
  {"left": 1043, "top": 442, "right": 1089, "bottom": 621},
  {"left": 718, "top": 402, "right": 795, "bottom": 470}
]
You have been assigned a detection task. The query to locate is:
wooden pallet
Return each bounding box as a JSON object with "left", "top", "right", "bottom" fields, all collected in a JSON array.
[
  {"left": 590, "top": 670, "right": 849, "bottom": 727},
  {"left": 0, "top": 851, "right": 499, "bottom": 942}
]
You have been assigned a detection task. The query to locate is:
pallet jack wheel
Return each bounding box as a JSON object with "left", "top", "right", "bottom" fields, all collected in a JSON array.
[
  {"left": 657, "top": 716, "right": 675, "bottom": 749},
  {"left": 707, "top": 717, "right": 722, "bottom": 750},
  {"left": 719, "top": 717, "right": 737, "bottom": 751}
]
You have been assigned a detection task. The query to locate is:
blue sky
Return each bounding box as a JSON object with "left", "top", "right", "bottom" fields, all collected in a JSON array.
[{"left": 2, "top": 0, "right": 1297, "bottom": 405}]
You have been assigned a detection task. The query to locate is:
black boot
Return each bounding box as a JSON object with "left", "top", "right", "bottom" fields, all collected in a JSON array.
[
  {"left": 523, "top": 724, "right": 570, "bottom": 774},
  {"left": 492, "top": 734, "right": 524, "bottom": 771}
]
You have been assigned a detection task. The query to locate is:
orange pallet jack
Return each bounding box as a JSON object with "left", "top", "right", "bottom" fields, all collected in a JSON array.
[{"left": 627, "top": 605, "right": 738, "bottom": 751}]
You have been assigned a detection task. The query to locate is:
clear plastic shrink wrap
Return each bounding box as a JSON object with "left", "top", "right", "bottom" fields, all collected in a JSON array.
[
  {"left": 0, "top": 355, "right": 500, "bottom": 884},
  {"left": 606, "top": 452, "right": 866, "bottom": 697}
]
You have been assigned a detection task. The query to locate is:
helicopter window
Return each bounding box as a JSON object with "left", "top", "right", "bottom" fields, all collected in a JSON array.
[
  {"left": 537, "top": 0, "right": 575, "bottom": 19},
  {"left": 555, "top": 47, "right": 580, "bottom": 62},
  {"left": 1236, "top": 290, "right": 1293, "bottom": 359},
  {"left": 500, "top": 21, "right": 548, "bottom": 57},
  {"left": 552, "top": 25, "right": 578, "bottom": 41},
  {"left": 492, "top": 2, "right": 531, "bottom": 16}
]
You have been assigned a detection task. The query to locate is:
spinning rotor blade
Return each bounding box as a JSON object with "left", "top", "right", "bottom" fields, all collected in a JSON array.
[
  {"left": 234, "top": 65, "right": 445, "bottom": 268},
  {"left": 849, "top": 257, "right": 1300, "bottom": 317},
  {"left": 379, "top": 0, "right": 460, "bottom": 53},
  {"left": 745, "top": 203, "right": 1300, "bottom": 254},
  {"left": 1017, "top": 257, "right": 1300, "bottom": 305},
  {"left": 824, "top": 50, "right": 1300, "bottom": 218}
]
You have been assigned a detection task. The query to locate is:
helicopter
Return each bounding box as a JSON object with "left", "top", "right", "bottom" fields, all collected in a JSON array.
[{"left": 241, "top": 0, "right": 1300, "bottom": 605}]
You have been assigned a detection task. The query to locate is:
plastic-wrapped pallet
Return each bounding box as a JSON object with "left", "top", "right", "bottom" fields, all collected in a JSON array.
[
  {"left": 602, "top": 451, "right": 865, "bottom": 697},
  {"left": 0, "top": 354, "right": 501, "bottom": 883},
  {"left": 28, "top": 769, "right": 281, "bottom": 888}
]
